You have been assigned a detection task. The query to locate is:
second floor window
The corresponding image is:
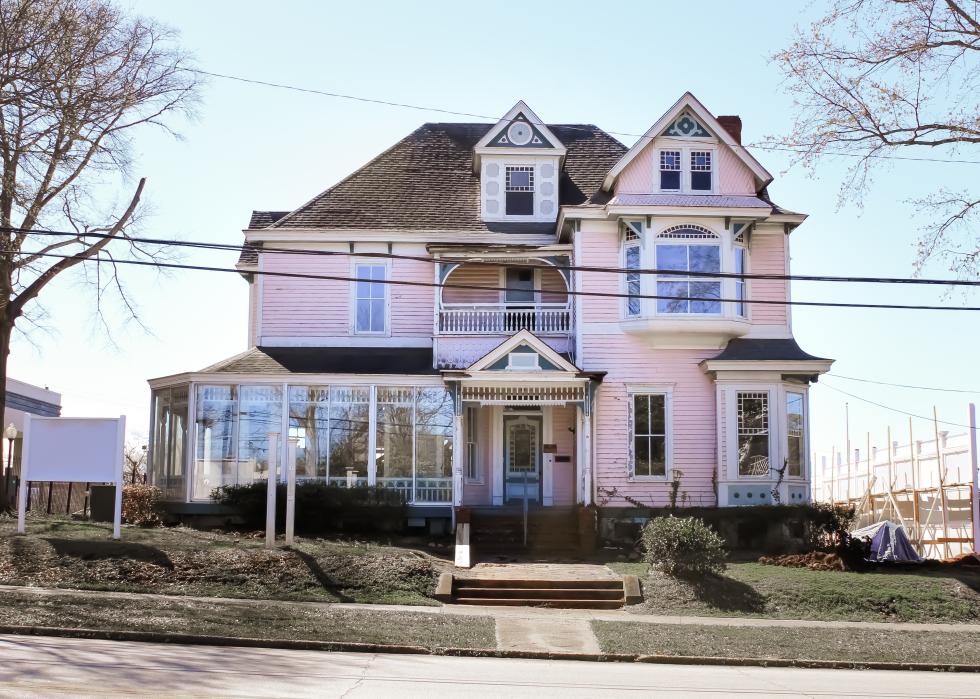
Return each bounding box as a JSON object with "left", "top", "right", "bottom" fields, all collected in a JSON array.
[
  {"left": 354, "top": 263, "right": 386, "bottom": 333},
  {"left": 655, "top": 226, "right": 721, "bottom": 314},
  {"left": 505, "top": 166, "right": 534, "bottom": 215},
  {"left": 690, "top": 151, "right": 712, "bottom": 190},
  {"left": 659, "top": 150, "right": 681, "bottom": 190}
]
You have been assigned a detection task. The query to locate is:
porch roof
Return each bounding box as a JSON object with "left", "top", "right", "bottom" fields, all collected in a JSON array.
[{"left": 199, "top": 346, "right": 438, "bottom": 375}]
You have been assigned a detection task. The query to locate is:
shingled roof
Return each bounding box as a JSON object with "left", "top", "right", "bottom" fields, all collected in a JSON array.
[{"left": 246, "top": 123, "right": 627, "bottom": 233}]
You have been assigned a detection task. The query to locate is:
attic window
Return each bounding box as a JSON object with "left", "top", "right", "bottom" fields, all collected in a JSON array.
[
  {"left": 505, "top": 166, "right": 534, "bottom": 215},
  {"left": 690, "top": 151, "right": 712, "bottom": 191},
  {"left": 507, "top": 352, "right": 540, "bottom": 370},
  {"left": 659, "top": 151, "right": 681, "bottom": 190}
]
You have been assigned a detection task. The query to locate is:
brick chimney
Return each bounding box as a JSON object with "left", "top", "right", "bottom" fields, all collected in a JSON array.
[{"left": 717, "top": 115, "right": 742, "bottom": 144}]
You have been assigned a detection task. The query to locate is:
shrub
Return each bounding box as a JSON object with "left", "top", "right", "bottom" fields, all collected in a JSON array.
[
  {"left": 121, "top": 484, "right": 163, "bottom": 526},
  {"left": 213, "top": 482, "right": 407, "bottom": 534},
  {"left": 641, "top": 515, "right": 727, "bottom": 577}
]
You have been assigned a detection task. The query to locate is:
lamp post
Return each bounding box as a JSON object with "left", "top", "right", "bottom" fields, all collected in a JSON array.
[{"left": 4, "top": 423, "right": 17, "bottom": 508}]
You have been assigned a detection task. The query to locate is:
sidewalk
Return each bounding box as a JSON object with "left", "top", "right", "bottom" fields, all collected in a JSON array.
[{"left": 4, "top": 582, "right": 980, "bottom": 633}]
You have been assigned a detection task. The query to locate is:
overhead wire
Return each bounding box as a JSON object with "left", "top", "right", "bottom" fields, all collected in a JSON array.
[{"left": 818, "top": 381, "right": 976, "bottom": 430}]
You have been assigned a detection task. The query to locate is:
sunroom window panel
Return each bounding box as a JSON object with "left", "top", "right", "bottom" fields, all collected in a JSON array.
[
  {"left": 237, "top": 385, "right": 283, "bottom": 486},
  {"left": 288, "top": 386, "right": 330, "bottom": 481},
  {"left": 375, "top": 387, "right": 414, "bottom": 501},
  {"left": 414, "top": 388, "right": 453, "bottom": 503},
  {"left": 194, "top": 385, "right": 238, "bottom": 499},
  {"left": 737, "top": 392, "right": 770, "bottom": 477},
  {"left": 328, "top": 386, "right": 370, "bottom": 487}
]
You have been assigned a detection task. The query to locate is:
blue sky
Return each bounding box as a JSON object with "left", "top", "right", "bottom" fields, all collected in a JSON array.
[{"left": 10, "top": 0, "right": 978, "bottom": 460}]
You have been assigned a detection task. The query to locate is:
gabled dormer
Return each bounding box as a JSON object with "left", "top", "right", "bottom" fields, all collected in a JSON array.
[{"left": 474, "top": 101, "right": 567, "bottom": 223}]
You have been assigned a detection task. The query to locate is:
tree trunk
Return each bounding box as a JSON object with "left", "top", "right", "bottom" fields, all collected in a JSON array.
[{"left": 0, "top": 317, "right": 12, "bottom": 434}]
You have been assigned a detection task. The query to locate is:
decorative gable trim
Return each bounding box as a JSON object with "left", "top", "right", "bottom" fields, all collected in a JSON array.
[
  {"left": 601, "top": 92, "right": 772, "bottom": 192},
  {"left": 661, "top": 112, "right": 711, "bottom": 138},
  {"left": 473, "top": 101, "right": 566, "bottom": 170},
  {"left": 466, "top": 329, "right": 580, "bottom": 373}
]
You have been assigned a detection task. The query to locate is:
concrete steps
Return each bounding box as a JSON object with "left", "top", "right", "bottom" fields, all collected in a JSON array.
[
  {"left": 446, "top": 576, "right": 628, "bottom": 609},
  {"left": 468, "top": 507, "right": 582, "bottom": 554}
]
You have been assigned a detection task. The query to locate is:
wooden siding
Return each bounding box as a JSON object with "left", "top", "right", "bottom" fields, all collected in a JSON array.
[
  {"left": 580, "top": 227, "right": 622, "bottom": 323},
  {"left": 748, "top": 233, "right": 788, "bottom": 326},
  {"left": 390, "top": 256, "right": 433, "bottom": 335},
  {"left": 586, "top": 335, "right": 718, "bottom": 508},
  {"left": 539, "top": 267, "right": 569, "bottom": 304},
  {"left": 442, "top": 264, "right": 568, "bottom": 305},
  {"left": 615, "top": 139, "right": 756, "bottom": 195}
]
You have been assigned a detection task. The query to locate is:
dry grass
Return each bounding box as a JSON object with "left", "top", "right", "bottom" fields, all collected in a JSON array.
[
  {"left": 592, "top": 621, "right": 980, "bottom": 665},
  {"left": 0, "top": 516, "right": 451, "bottom": 605},
  {"left": 609, "top": 561, "right": 980, "bottom": 623}
]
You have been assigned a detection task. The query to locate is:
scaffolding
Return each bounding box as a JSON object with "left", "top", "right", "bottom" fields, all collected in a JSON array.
[{"left": 813, "top": 404, "right": 979, "bottom": 560}]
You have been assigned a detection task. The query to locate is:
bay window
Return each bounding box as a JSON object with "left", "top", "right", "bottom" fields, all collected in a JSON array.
[
  {"left": 655, "top": 226, "right": 721, "bottom": 314},
  {"left": 737, "top": 391, "right": 770, "bottom": 477},
  {"left": 622, "top": 220, "right": 643, "bottom": 317},
  {"left": 786, "top": 392, "right": 805, "bottom": 477},
  {"left": 630, "top": 393, "right": 668, "bottom": 478},
  {"left": 734, "top": 245, "right": 747, "bottom": 317}
]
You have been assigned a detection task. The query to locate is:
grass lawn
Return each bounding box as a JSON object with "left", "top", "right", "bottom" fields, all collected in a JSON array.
[
  {"left": 592, "top": 620, "right": 980, "bottom": 665},
  {"left": 0, "top": 588, "right": 494, "bottom": 649},
  {"left": 0, "top": 516, "right": 452, "bottom": 605},
  {"left": 608, "top": 561, "right": 980, "bottom": 623}
]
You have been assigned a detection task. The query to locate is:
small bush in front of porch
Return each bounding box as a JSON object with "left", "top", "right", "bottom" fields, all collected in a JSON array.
[
  {"left": 642, "top": 515, "right": 727, "bottom": 577},
  {"left": 121, "top": 485, "right": 163, "bottom": 527},
  {"left": 214, "top": 482, "right": 406, "bottom": 534}
]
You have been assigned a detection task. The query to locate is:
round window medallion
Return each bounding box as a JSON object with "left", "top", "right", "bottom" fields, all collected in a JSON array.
[{"left": 507, "top": 121, "right": 533, "bottom": 146}]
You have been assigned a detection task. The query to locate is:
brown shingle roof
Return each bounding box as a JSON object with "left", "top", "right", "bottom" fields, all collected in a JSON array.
[{"left": 264, "top": 123, "right": 627, "bottom": 232}]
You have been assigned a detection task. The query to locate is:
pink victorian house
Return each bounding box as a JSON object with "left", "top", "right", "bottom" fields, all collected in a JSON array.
[{"left": 147, "top": 93, "right": 832, "bottom": 535}]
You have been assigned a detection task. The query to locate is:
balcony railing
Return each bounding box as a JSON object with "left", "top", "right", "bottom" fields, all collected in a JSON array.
[{"left": 438, "top": 303, "right": 572, "bottom": 335}]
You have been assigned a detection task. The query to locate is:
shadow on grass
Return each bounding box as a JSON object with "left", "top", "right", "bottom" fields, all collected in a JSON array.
[
  {"left": 678, "top": 571, "right": 766, "bottom": 613},
  {"left": 45, "top": 538, "right": 174, "bottom": 569},
  {"left": 290, "top": 548, "right": 355, "bottom": 602}
]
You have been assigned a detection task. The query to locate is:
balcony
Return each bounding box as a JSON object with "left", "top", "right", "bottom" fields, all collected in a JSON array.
[{"left": 438, "top": 303, "right": 572, "bottom": 335}]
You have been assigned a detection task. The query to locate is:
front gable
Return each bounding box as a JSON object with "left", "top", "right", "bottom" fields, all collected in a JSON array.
[{"left": 467, "top": 329, "right": 580, "bottom": 373}]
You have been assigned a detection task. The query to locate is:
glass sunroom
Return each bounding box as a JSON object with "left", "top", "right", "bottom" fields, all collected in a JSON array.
[{"left": 148, "top": 376, "right": 454, "bottom": 506}]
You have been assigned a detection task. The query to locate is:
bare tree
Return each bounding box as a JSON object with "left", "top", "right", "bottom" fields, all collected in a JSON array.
[
  {"left": 124, "top": 440, "right": 147, "bottom": 483},
  {"left": 0, "top": 0, "right": 198, "bottom": 419},
  {"left": 771, "top": 0, "right": 980, "bottom": 275}
]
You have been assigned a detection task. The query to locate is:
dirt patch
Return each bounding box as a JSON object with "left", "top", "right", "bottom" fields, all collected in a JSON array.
[{"left": 759, "top": 552, "right": 846, "bottom": 571}]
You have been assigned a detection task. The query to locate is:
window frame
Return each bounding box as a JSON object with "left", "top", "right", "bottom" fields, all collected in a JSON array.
[
  {"left": 735, "top": 389, "right": 772, "bottom": 479},
  {"left": 504, "top": 164, "right": 535, "bottom": 216},
  {"left": 655, "top": 146, "right": 716, "bottom": 194},
  {"left": 627, "top": 386, "right": 673, "bottom": 481},
  {"left": 734, "top": 243, "right": 748, "bottom": 319},
  {"left": 350, "top": 259, "right": 390, "bottom": 336},
  {"left": 785, "top": 391, "right": 805, "bottom": 479},
  {"left": 621, "top": 219, "right": 644, "bottom": 318},
  {"left": 464, "top": 406, "right": 482, "bottom": 483},
  {"left": 653, "top": 225, "right": 723, "bottom": 316}
]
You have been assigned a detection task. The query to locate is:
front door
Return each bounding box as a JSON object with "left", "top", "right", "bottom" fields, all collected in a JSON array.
[{"left": 504, "top": 415, "right": 541, "bottom": 503}]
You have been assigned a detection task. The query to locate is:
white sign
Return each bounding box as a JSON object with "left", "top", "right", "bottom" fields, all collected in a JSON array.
[{"left": 18, "top": 415, "right": 126, "bottom": 539}]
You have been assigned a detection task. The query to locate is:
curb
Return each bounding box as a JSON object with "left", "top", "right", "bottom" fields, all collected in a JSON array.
[{"left": 1, "top": 624, "right": 979, "bottom": 672}]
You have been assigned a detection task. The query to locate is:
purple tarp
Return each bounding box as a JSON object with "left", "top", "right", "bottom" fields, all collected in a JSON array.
[{"left": 852, "top": 522, "right": 923, "bottom": 563}]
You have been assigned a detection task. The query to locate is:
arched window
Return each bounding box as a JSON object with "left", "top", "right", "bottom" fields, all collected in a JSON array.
[{"left": 655, "top": 225, "right": 721, "bottom": 314}]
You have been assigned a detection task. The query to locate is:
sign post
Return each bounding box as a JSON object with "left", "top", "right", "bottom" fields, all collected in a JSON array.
[
  {"left": 285, "top": 436, "right": 298, "bottom": 546},
  {"left": 17, "top": 414, "right": 125, "bottom": 539},
  {"left": 266, "top": 432, "right": 279, "bottom": 549}
]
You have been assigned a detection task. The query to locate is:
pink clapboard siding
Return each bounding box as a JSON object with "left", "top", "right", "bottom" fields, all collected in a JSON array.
[
  {"left": 580, "top": 228, "right": 622, "bottom": 323},
  {"left": 539, "top": 267, "right": 569, "bottom": 304},
  {"left": 259, "top": 252, "right": 433, "bottom": 337},
  {"left": 584, "top": 335, "right": 718, "bottom": 508},
  {"left": 615, "top": 141, "right": 756, "bottom": 195},
  {"left": 748, "top": 233, "right": 787, "bottom": 326},
  {"left": 248, "top": 280, "right": 259, "bottom": 347},
  {"left": 552, "top": 405, "right": 576, "bottom": 506}
]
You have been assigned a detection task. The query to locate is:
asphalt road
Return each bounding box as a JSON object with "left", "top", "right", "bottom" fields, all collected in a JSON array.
[{"left": 0, "top": 634, "right": 976, "bottom": 698}]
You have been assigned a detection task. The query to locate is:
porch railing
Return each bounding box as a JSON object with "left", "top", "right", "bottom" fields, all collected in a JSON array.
[{"left": 438, "top": 303, "right": 571, "bottom": 335}]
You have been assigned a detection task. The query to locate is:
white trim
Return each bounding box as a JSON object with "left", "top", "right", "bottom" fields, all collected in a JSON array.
[
  {"left": 491, "top": 406, "right": 504, "bottom": 505},
  {"left": 349, "top": 258, "right": 391, "bottom": 336},
  {"left": 259, "top": 336, "right": 432, "bottom": 348},
  {"left": 466, "top": 329, "right": 580, "bottom": 373},
  {"left": 472, "top": 100, "right": 567, "bottom": 155},
  {"left": 626, "top": 385, "right": 674, "bottom": 481}
]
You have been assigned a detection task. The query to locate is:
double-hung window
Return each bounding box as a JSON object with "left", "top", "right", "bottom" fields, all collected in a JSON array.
[
  {"left": 690, "top": 151, "right": 712, "bottom": 191},
  {"left": 659, "top": 150, "right": 681, "bottom": 190},
  {"left": 505, "top": 166, "right": 534, "bottom": 215},
  {"left": 354, "top": 263, "right": 386, "bottom": 334},
  {"left": 631, "top": 393, "right": 668, "bottom": 478},
  {"left": 734, "top": 245, "right": 747, "bottom": 317},
  {"left": 622, "top": 220, "right": 643, "bottom": 317},
  {"left": 464, "top": 406, "right": 480, "bottom": 482},
  {"left": 655, "top": 226, "right": 721, "bottom": 314},
  {"left": 737, "top": 391, "right": 770, "bottom": 477}
]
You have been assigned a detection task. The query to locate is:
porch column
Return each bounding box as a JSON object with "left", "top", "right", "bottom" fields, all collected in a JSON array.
[
  {"left": 577, "top": 402, "right": 594, "bottom": 506},
  {"left": 452, "top": 412, "right": 463, "bottom": 507}
]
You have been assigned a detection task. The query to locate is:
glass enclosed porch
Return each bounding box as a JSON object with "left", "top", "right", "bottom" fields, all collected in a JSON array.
[{"left": 149, "top": 380, "right": 455, "bottom": 505}]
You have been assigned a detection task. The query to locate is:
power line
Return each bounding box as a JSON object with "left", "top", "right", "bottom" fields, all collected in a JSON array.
[
  {"left": 186, "top": 66, "right": 980, "bottom": 166},
  {"left": 827, "top": 373, "right": 980, "bottom": 394},
  {"left": 819, "top": 381, "right": 976, "bottom": 430},
  {"left": 6, "top": 226, "right": 980, "bottom": 289},
  {"left": 9, "top": 248, "right": 980, "bottom": 312}
]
